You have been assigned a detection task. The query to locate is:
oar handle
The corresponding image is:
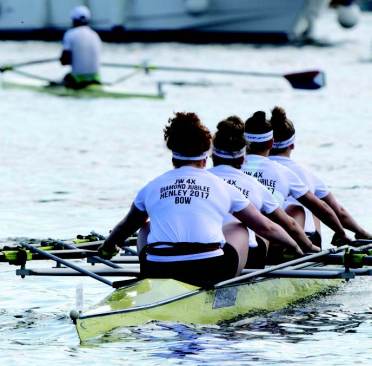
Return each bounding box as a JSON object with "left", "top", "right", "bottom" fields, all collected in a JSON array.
[{"left": 60, "top": 241, "right": 122, "bottom": 269}]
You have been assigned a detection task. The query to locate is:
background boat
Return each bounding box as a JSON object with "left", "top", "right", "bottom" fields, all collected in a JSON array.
[
  {"left": 0, "top": 0, "right": 358, "bottom": 43},
  {"left": 1, "top": 79, "right": 164, "bottom": 99}
]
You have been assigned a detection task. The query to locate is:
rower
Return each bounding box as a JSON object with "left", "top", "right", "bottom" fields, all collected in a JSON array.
[
  {"left": 209, "top": 116, "right": 318, "bottom": 268},
  {"left": 242, "top": 111, "right": 351, "bottom": 258},
  {"left": 98, "top": 112, "right": 301, "bottom": 286},
  {"left": 269, "top": 106, "right": 372, "bottom": 244},
  {"left": 60, "top": 5, "right": 102, "bottom": 89}
]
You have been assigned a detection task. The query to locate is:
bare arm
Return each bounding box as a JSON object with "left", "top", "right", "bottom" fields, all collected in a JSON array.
[
  {"left": 267, "top": 208, "right": 320, "bottom": 252},
  {"left": 233, "top": 204, "right": 303, "bottom": 255},
  {"left": 297, "top": 191, "right": 349, "bottom": 241},
  {"left": 101, "top": 203, "right": 148, "bottom": 253},
  {"left": 322, "top": 193, "right": 372, "bottom": 239}
]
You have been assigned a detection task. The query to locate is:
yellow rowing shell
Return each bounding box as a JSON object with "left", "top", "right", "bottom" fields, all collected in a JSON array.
[{"left": 72, "top": 276, "right": 341, "bottom": 341}]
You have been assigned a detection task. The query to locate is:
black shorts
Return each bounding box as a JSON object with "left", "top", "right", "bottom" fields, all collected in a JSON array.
[
  {"left": 139, "top": 243, "right": 239, "bottom": 287},
  {"left": 306, "top": 231, "right": 322, "bottom": 248},
  {"left": 63, "top": 73, "right": 101, "bottom": 89},
  {"left": 245, "top": 237, "right": 268, "bottom": 269}
]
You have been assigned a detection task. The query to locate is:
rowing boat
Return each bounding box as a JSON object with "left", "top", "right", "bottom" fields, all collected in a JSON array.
[
  {"left": 0, "top": 80, "right": 164, "bottom": 100},
  {"left": 1, "top": 237, "right": 372, "bottom": 342},
  {"left": 71, "top": 275, "right": 341, "bottom": 341}
]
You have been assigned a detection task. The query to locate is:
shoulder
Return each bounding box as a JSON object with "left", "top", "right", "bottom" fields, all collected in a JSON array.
[
  {"left": 86, "top": 27, "right": 101, "bottom": 39},
  {"left": 271, "top": 160, "right": 293, "bottom": 175},
  {"left": 204, "top": 169, "right": 230, "bottom": 186},
  {"left": 64, "top": 28, "right": 78, "bottom": 38}
]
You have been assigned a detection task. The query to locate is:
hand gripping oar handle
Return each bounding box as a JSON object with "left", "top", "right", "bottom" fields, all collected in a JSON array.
[
  {"left": 56, "top": 241, "right": 122, "bottom": 269},
  {"left": 215, "top": 245, "right": 349, "bottom": 288},
  {"left": 21, "top": 242, "right": 114, "bottom": 287}
]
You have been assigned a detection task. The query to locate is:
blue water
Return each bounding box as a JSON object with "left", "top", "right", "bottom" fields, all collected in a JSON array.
[{"left": 1, "top": 11, "right": 372, "bottom": 366}]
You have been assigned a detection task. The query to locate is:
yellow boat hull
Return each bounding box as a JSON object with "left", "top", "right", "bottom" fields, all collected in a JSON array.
[{"left": 73, "top": 277, "right": 341, "bottom": 341}]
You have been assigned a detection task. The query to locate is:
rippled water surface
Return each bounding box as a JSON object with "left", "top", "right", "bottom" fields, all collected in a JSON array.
[{"left": 1, "top": 11, "right": 372, "bottom": 366}]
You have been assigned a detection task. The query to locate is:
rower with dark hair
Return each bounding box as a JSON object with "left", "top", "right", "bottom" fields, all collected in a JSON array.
[
  {"left": 209, "top": 116, "right": 318, "bottom": 268},
  {"left": 242, "top": 111, "right": 351, "bottom": 259},
  {"left": 99, "top": 112, "right": 302, "bottom": 285},
  {"left": 269, "top": 106, "right": 372, "bottom": 244},
  {"left": 60, "top": 6, "right": 102, "bottom": 89}
]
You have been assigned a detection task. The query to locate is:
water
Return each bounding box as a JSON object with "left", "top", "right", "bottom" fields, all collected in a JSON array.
[{"left": 1, "top": 11, "right": 372, "bottom": 366}]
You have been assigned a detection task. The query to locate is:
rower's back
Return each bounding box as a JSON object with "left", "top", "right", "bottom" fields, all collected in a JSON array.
[
  {"left": 134, "top": 166, "right": 248, "bottom": 245},
  {"left": 63, "top": 25, "right": 101, "bottom": 76},
  {"left": 242, "top": 110, "right": 308, "bottom": 208},
  {"left": 269, "top": 156, "right": 328, "bottom": 199}
]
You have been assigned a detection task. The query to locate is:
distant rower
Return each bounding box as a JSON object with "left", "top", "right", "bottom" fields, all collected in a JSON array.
[{"left": 60, "top": 6, "right": 102, "bottom": 89}]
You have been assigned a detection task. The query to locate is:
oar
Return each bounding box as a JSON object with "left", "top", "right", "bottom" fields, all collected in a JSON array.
[
  {"left": 101, "top": 62, "right": 326, "bottom": 90},
  {"left": 0, "top": 58, "right": 58, "bottom": 73},
  {"left": 20, "top": 242, "right": 114, "bottom": 287},
  {"left": 215, "top": 245, "right": 349, "bottom": 288},
  {"left": 56, "top": 241, "right": 122, "bottom": 269},
  {"left": 101, "top": 69, "right": 144, "bottom": 87},
  {"left": 350, "top": 239, "right": 372, "bottom": 247},
  {"left": 7, "top": 69, "right": 58, "bottom": 84}
]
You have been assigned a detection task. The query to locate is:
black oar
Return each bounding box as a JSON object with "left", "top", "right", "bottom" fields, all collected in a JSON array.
[
  {"left": 102, "top": 61, "right": 326, "bottom": 90},
  {"left": 0, "top": 58, "right": 58, "bottom": 73}
]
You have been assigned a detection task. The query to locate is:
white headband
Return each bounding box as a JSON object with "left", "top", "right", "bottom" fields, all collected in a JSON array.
[
  {"left": 244, "top": 131, "right": 273, "bottom": 143},
  {"left": 172, "top": 151, "right": 209, "bottom": 161},
  {"left": 212, "top": 147, "right": 246, "bottom": 159},
  {"left": 272, "top": 134, "right": 295, "bottom": 149}
]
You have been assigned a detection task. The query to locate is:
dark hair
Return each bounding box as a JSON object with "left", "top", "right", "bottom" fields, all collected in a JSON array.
[
  {"left": 270, "top": 106, "right": 295, "bottom": 155},
  {"left": 73, "top": 18, "right": 89, "bottom": 27},
  {"left": 244, "top": 111, "right": 273, "bottom": 154},
  {"left": 212, "top": 116, "right": 246, "bottom": 168},
  {"left": 164, "top": 112, "right": 211, "bottom": 167}
]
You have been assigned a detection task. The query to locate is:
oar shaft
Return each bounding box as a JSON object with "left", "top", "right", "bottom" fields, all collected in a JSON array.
[
  {"left": 216, "top": 245, "right": 349, "bottom": 288},
  {"left": 60, "top": 241, "right": 122, "bottom": 269},
  {"left": 102, "top": 62, "right": 280, "bottom": 78},
  {"left": 21, "top": 242, "right": 113, "bottom": 287},
  {"left": 0, "top": 58, "right": 58, "bottom": 72},
  {"left": 10, "top": 69, "right": 56, "bottom": 83}
]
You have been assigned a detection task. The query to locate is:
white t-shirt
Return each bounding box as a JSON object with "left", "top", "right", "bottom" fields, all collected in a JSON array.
[
  {"left": 209, "top": 164, "right": 279, "bottom": 248},
  {"left": 63, "top": 26, "right": 101, "bottom": 75},
  {"left": 209, "top": 165, "right": 278, "bottom": 214},
  {"left": 241, "top": 154, "right": 309, "bottom": 208},
  {"left": 134, "top": 166, "right": 250, "bottom": 249},
  {"left": 269, "top": 155, "right": 329, "bottom": 232}
]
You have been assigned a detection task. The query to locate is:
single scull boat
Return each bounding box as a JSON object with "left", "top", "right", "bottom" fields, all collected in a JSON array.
[{"left": 1, "top": 80, "right": 164, "bottom": 100}]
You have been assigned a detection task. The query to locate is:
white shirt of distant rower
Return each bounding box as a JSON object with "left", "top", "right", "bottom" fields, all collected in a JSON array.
[
  {"left": 134, "top": 166, "right": 250, "bottom": 261},
  {"left": 63, "top": 26, "right": 101, "bottom": 75},
  {"left": 209, "top": 165, "right": 279, "bottom": 247},
  {"left": 269, "top": 156, "right": 328, "bottom": 233},
  {"left": 241, "top": 154, "right": 308, "bottom": 208}
]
